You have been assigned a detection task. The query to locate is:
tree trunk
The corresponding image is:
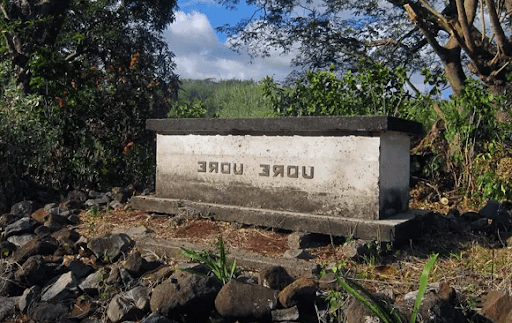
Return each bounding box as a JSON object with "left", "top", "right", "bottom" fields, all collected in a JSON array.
[{"left": 442, "top": 37, "right": 466, "bottom": 97}]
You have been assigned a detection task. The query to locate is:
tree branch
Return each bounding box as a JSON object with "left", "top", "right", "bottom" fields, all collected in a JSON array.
[
  {"left": 485, "top": 0, "right": 512, "bottom": 54},
  {"left": 456, "top": 0, "right": 476, "bottom": 53},
  {"left": 480, "top": 0, "right": 486, "bottom": 41},
  {"left": 0, "top": 4, "right": 10, "bottom": 20},
  {"left": 404, "top": 4, "right": 447, "bottom": 58},
  {"left": 417, "top": 0, "right": 452, "bottom": 31}
]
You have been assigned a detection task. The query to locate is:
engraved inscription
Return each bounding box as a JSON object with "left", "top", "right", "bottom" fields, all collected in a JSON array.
[
  {"left": 209, "top": 162, "right": 219, "bottom": 173},
  {"left": 198, "top": 161, "right": 313, "bottom": 179},
  {"left": 221, "top": 162, "right": 230, "bottom": 174},
  {"left": 198, "top": 161, "right": 244, "bottom": 175},
  {"left": 302, "top": 166, "right": 314, "bottom": 179},
  {"left": 197, "top": 161, "right": 206, "bottom": 172},
  {"left": 260, "top": 164, "right": 314, "bottom": 179},
  {"left": 233, "top": 163, "right": 243, "bottom": 175},
  {"left": 273, "top": 165, "right": 284, "bottom": 177},
  {"left": 259, "top": 164, "right": 270, "bottom": 177},
  {"left": 287, "top": 165, "right": 298, "bottom": 178}
]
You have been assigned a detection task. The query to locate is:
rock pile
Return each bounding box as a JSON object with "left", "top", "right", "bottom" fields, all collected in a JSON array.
[
  {"left": 0, "top": 189, "right": 511, "bottom": 322},
  {"left": 0, "top": 190, "right": 327, "bottom": 322}
]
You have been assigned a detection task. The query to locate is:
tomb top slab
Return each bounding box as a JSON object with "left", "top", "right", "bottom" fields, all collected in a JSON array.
[{"left": 146, "top": 116, "right": 423, "bottom": 136}]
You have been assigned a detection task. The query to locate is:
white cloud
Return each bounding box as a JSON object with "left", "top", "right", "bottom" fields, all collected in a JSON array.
[
  {"left": 179, "top": 0, "right": 219, "bottom": 9},
  {"left": 163, "top": 11, "right": 295, "bottom": 81}
]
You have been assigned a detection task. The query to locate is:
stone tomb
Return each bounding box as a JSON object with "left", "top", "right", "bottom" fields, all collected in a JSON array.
[{"left": 131, "top": 116, "right": 424, "bottom": 242}]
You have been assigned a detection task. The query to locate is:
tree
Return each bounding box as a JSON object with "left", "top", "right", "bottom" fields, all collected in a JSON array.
[
  {"left": 219, "top": 0, "right": 512, "bottom": 97},
  {"left": 0, "top": 0, "right": 179, "bottom": 207},
  {"left": 0, "top": 0, "right": 178, "bottom": 99}
]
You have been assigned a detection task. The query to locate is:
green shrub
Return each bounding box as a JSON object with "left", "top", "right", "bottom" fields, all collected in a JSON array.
[
  {"left": 168, "top": 100, "right": 209, "bottom": 118},
  {"left": 0, "top": 65, "right": 62, "bottom": 207},
  {"left": 261, "top": 61, "right": 427, "bottom": 119},
  {"left": 0, "top": 56, "right": 167, "bottom": 210},
  {"left": 421, "top": 79, "right": 512, "bottom": 200}
]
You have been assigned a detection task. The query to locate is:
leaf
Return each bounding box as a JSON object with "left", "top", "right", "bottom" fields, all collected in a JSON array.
[
  {"left": 411, "top": 253, "right": 438, "bottom": 323},
  {"left": 229, "top": 259, "right": 236, "bottom": 280},
  {"left": 180, "top": 237, "right": 237, "bottom": 284},
  {"left": 335, "top": 275, "right": 396, "bottom": 323}
]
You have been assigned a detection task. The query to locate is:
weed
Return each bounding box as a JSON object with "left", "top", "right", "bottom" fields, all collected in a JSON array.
[
  {"left": 411, "top": 253, "right": 439, "bottom": 323},
  {"left": 450, "top": 250, "right": 465, "bottom": 262},
  {"left": 332, "top": 253, "right": 439, "bottom": 323},
  {"left": 88, "top": 221, "right": 96, "bottom": 235},
  {"left": 325, "top": 289, "right": 345, "bottom": 323},
  {"left": 95, "top": 268, "right": 114, "bottom": 300},
  {"left": 181, "top": 236, "right": 237, "bottom": 284},
  {"left": 88, "top": 207, "right": 101, "bottom": 218},
  {"left": 103, "top": 251, "right": 113, "bottom": 264}
]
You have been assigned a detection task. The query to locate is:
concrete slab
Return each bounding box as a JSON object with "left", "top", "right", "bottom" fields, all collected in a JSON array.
[
  {"left": 155, "top": 133, "right": 410, "bottom": 220},
  {"left": 135, "top": 236, "right": 320, "bottom": 278},
  {"left": 135, "top": 116, "right": 424, "bottom": 242},
  {"left": 131, "top": 195, "right": 427, "bottom": 243},
  {"left": 146, "top": 116, "right": 423, "bottom": 136}
]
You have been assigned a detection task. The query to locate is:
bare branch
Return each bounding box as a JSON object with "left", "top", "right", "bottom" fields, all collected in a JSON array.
[
  {"left": 465, "top": 0, "right": 479, "bottom": 22},
  {"left": 485, "top": 0, "right": 512, "bottom": 54},
  {"left": 0, "top": 4, "right": 9, "bottom": 20},
  {"left": 480, "top": 0, "right": 486, "bottom": 41},
  {"left": 367, "top": 39, "right": 398, "bottom": 46},
  {"left": 504, "top": 0, "right": 512, "bottom": 34},
  {"left": 65, "top": 51, "right": 79, "bottom": 61},
  {"left": 404, "top": 4, "right": 447, "bottom": 57},
  {"left": 417, "top": 0, "right": 452, "bottom": 31},
  {"left": 456, "top": 0, "right": 476, "bottom": 53}
]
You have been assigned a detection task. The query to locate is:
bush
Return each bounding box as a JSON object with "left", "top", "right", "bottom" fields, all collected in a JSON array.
[
  {"left": 261, "top": 61, "right": 512, "bottom": 203},
  {"left": 440, "top": 80, "right": 512, "bottom": 200},
  {"left": 0, "top": 74, "right": 63, "bottom": 208},
  {"left": 261, "top": 61, "right": 429, "bottom": 119},
  {"left": 0, "top": 56, "right": 170, "bottom": 210}
]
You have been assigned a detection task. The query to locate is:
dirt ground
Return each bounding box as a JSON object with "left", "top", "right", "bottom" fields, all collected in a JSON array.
[
  {"left": 77, "top": 208, "right": 291, "bottom": 257},
  {"left": 75, "top": 193, "right": 512, "bottom": 310}
]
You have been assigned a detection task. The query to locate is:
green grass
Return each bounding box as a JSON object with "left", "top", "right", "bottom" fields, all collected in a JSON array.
[{"left": 175, "top": 79, "right": 274, "bottom": 118}]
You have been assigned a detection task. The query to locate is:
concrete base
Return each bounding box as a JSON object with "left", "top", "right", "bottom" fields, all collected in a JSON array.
[
  {"left": 131, "top": 196, "right": 426, "bottom": 243},
  {"left": 135, "top": 237, "right": 320, "bottom": 278}
]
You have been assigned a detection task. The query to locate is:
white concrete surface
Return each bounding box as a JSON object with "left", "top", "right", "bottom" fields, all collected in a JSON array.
[{"left": 154, "top": 131, "right": 411, "bottom": 220}]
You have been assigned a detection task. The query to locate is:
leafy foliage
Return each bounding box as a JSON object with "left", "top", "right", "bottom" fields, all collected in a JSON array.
[
  {"left": 261, "top": 61, "right": 429, "bottom": 120},
  {"left": 218, "top": 0, "right": 512, "bottom": 97},
  {"left": 411, "top": 253, "right": 439, "bottom": 323},
  {"left": 474, "top": 142, "right": 512, "bottom": 202},
  {"left": 0, "top": 0, "right": 179, "bottom": 210},
  {"left": 169, "top": 100, "right": 209, "bottom": 118},
  {"left": 412, "top": 78, "right": 512, "bottom": 201},
  {"left": 0, "top": 67, "right": 62, "bottom": 206}
]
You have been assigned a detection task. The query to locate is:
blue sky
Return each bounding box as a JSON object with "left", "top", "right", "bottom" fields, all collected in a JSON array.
[
  {"left": 162, "top": 0, "right": 434, "bottom": 93},
  {"left": 177, "top": 0, "right": 256, "bottom": 42},
  {"left": 162, "top": 0, "right": 296, "bottom": 81}
]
